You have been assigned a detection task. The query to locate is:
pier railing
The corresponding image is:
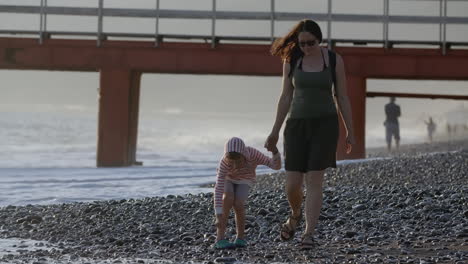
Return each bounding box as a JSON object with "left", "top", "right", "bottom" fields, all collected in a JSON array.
[{"left": 1, "top": 0, "right": 467, "bottom": 54}]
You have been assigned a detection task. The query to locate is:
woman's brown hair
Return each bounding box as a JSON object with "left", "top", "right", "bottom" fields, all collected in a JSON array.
[{"left": 270, "top": 19, "right": 323, "bottom": 77}]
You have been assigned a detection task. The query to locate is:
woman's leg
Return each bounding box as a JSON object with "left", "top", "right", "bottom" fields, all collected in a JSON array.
[
  {"left": 303, "top": 170, "right": 325, "bottom": 235},
  {"left": 280, "top": 171, "right": 304, "bottom": 240},
  {"left": 286, "top": 171, "right": 304, "bottom": 218},
  {"left": 216, "top": 191, "right": 234, "bottom": 241}
]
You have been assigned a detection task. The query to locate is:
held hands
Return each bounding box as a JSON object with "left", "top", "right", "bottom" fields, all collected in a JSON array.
[
  {"left": 264, "top": 133, "right": 279, "bottom": 153},
  {"left": 271, "top": 145, "right": 279, "bottom": 155}
]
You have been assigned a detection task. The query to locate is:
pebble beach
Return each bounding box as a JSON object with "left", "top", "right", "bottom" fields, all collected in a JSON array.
[{"left": 1, "top": 140, "right": 467, "bottom": 264}]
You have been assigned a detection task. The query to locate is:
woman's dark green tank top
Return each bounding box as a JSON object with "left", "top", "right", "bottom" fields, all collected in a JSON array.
[{"left": 289, "top": 49, "right": 337, "bottom": 118}]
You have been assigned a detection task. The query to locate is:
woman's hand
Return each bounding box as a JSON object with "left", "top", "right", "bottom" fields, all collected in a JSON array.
[
  {"left": 270, "top": 145, "right": 279, "bottom": 155},
  {"left": 264, "top": 133, "right": 279, "bottom": 152},
  {"left": 346, "top": 135, "right": 355, "bottom": 154}
]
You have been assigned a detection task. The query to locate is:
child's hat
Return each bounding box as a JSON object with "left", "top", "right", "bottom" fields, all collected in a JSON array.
[{"left": 225, "top": 137, "right": 246, "bottom": 155}]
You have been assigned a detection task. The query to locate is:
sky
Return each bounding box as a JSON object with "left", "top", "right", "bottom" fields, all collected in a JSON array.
[{"left": 1, "top": 0, "right": 468, "bottom": 146}]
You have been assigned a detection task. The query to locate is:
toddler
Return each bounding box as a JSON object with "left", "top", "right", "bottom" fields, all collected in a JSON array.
[{"left": 213, "top": 137, "right": 281, "bottom": 249}]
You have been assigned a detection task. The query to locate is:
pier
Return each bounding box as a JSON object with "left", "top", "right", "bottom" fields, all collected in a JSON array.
[{"left": 1, "top": 0, "right": 467, "bottom": 166}]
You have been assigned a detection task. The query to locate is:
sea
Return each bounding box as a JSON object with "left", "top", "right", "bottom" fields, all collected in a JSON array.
[
  {"left": 0, "top": 105, "right": 289, "bottom": 207},
  {"left": 0, "top": 102, "right": 435, "bottom": 208}
]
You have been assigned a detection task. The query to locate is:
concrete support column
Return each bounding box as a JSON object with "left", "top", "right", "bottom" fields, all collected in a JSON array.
[
  {"left": 336, "top": 75, "right": 366, "bottom": 160},
  {"left": 97, "top": 68, "right": 141, "bottom": 167},
  {"left": 128, "top": 72, "right": 142, "bottom": 166}
]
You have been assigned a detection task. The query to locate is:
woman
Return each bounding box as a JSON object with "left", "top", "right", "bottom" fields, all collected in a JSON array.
[{"left": 264, "top": 19, "right": 355, "bottom": 247}]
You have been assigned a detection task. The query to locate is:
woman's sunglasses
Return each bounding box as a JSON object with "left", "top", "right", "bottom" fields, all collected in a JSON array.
[{"left": 299, "top": 40, "right": 318, "bottom": 47}]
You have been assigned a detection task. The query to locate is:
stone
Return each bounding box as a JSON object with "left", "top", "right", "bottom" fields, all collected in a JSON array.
[{"left": 214, "top": 257, "right": 237, "bottom": 263}]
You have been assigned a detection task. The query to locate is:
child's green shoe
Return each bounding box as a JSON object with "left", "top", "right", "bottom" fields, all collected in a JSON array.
[
  {"left": 213, "top": 239, "right": 235, "bottom": 250},
  {"left": 234, "top": 238, "right": 247, "bottom": 248}
]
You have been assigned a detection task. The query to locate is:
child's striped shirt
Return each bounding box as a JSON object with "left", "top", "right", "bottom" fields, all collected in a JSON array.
[{"left": 214, "top": 147, "right": 281, "bottom": 214}]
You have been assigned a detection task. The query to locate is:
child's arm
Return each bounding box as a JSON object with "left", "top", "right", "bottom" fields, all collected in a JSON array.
[
  {"left": 250, "top": 147, "right": 281, "bottom": 170},
  {"left": 214, "top": 159, "right": 228, "bottom": 214}
]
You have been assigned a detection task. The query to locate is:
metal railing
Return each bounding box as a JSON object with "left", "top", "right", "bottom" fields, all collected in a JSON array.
[{"left": 1, "top": 0, "right": 467, "bottom": 53}]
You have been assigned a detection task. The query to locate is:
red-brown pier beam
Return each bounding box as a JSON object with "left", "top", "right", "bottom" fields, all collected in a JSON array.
[{"left": 1, "top": 37, "right": 468, "bottom": 166}]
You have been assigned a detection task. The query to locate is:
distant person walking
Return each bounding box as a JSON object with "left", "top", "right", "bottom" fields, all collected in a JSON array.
[
  {"left": 447, "top": 123, "right": 452, "bottom": 141},
  {"left": 424, "top": 117, "right": 436, "bottom": 143},
  {"left": 384, "top": 97, "right": 401, "bottom": 151},
  {"left": 264, "top": 19, "right": 355, "bottom": 248}
]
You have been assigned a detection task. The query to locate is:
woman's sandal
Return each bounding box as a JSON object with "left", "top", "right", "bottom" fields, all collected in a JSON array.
[
  {"left": 300, "top": 233, "right": 315, "bottom": 249},
  {"left": 280, "top": 213, "right": 302, "bottom": 241}
]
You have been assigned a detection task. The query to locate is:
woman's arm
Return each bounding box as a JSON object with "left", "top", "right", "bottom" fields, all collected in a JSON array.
[
  {"left": 335, "top": 54, "right": 355, "bottom": 152},
  {"left": 265, "top": 61, "right": 294, "bottom": 151}
]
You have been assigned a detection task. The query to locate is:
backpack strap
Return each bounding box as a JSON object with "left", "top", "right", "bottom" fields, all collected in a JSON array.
[{"left": 328, "top": 49, "right": 337, "bottom": 97}]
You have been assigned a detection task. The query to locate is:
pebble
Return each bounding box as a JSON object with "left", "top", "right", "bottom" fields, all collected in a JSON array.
[{"left": 214, "top": 257, "right": 237, "bottom": 263}]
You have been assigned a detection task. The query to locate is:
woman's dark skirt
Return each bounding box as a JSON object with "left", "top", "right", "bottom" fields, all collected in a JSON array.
[{"left": 283, "top": 114, "right": 339, "bottom": 172}]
